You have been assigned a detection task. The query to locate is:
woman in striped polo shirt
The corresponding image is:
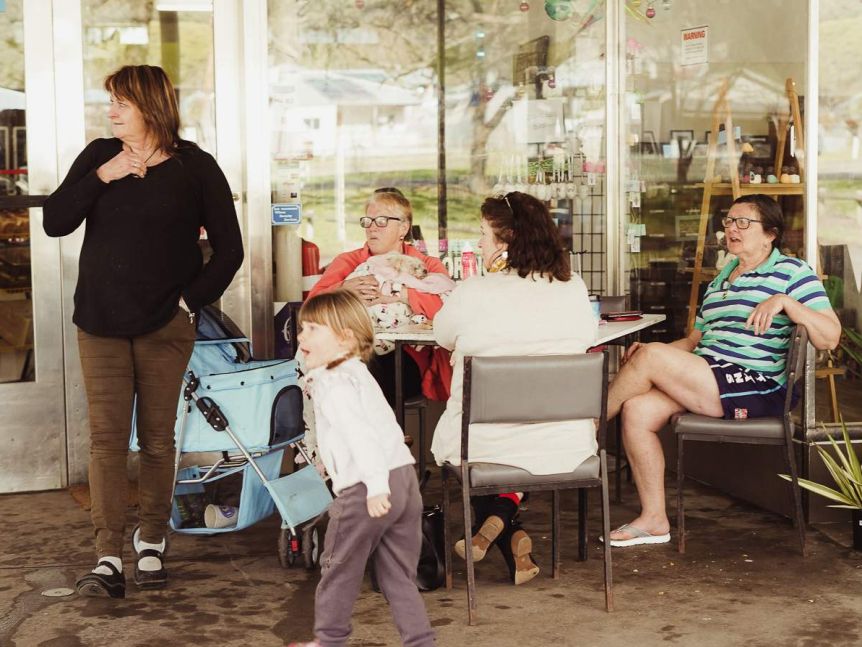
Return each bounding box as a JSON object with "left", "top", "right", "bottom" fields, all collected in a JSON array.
[{"left": 605, "top": 194, "right": 840, "bottom": 547}]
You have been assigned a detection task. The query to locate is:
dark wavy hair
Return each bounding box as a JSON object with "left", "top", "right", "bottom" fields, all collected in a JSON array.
[
  {"left": 480, "top": 191, "right": 570, "bottom": 281},
  {"left": 731, "top": 194, "right": 784, "bottom": 250}
]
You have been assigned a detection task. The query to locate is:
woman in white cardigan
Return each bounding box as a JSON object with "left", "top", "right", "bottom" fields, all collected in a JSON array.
[{"left": 431, "top": 191, "right": 597, "bottom": 585}]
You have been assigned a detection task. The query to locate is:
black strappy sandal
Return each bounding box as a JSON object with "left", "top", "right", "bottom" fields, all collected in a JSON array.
[
  {"left": 134, "top": 548, "right": 167, "bottom": 589},
  {"left": 132, "top": 525, "right": 168, "bottom": 590},
  {"left": 76, "top": 560, "right": 126, "bottom": 599}
]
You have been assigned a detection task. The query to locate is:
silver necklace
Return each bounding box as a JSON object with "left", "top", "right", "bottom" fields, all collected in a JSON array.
[{"left": 126, "top": 144, "right": 160, "bottom": 178}]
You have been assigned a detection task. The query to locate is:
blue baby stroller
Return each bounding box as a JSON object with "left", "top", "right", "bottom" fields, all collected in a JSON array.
[{"left": 130, "top": 306, "right": 332, "bottom": 568}]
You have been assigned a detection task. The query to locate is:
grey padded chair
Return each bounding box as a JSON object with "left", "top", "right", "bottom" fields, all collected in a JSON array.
[
  {"left": 441, "top": 352, "right": 613, "bottom": 625},
  {"left": 673, "top": 325, "right": 809, "bottom": 555}
]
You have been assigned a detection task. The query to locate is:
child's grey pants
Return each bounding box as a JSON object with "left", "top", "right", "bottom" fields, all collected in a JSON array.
[{"left": 314, "top": 464, "right": 435, "bottom": 647}]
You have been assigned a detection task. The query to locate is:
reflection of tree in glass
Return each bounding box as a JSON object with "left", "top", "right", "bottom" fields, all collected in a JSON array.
[
  {"left": 82, "top": 2, "right": 215, "bottom": 151},
  {"left": 269, "top": 1, "right": 578, "bottom": 261},
  {"left": 0, "top": 2, "right": 25, "bottom": 92},
  {"left": 271, "top": 1, "right": 527, "bottom": 194}
]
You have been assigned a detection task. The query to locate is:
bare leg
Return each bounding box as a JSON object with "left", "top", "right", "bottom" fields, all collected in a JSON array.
[
  {"left": 610, "top": 389, "right": 686, "bottom": 540},
  {"left": 608, "top": 343, "right": 723, "bottom": 420}
]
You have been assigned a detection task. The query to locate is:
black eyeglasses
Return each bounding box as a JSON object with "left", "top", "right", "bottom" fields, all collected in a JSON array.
[
  {"left": 721, "top": 216, "right": 762, "bottom": 230},
  {"left": 360, "top": 215, "right": 403, "bottom": 228}
]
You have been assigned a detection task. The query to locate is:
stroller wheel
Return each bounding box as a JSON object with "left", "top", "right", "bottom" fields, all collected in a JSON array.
[
  {"left": 278, "top": 528, "right": 300, "bottom": 568},
  {"left": 303, "top": 525, "right": 322, "bottom": 570}
]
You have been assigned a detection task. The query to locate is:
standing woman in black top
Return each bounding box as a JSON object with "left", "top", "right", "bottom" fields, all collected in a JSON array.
[{"left": 43, "top": 65, "right": 243, "bottom": 599}]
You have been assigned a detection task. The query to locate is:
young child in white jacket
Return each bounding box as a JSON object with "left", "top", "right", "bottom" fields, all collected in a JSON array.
[{"left": 288, "top": 289, "right": 435, "bottom": 647}]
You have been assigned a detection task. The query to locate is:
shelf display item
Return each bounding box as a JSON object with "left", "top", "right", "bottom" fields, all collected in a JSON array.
[
  {"left": 544, "top": 0, "right": 574, "bottom": 21},
  {"left": 684, "top": 76, "right": 805, "bottom": 332}
]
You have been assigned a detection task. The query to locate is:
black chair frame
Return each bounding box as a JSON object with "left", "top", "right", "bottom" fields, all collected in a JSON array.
[{"left": 675, "top": 325, "right": 809, "bottom": 555}]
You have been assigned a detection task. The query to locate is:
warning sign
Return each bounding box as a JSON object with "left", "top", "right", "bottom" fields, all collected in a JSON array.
[{"left": 681, "top": 25, "right": 708, "bottom": 66}]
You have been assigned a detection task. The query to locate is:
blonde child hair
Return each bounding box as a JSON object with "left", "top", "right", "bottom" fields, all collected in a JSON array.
[{"left": 299, "top": 289, "right": 375, "bottom": 363}]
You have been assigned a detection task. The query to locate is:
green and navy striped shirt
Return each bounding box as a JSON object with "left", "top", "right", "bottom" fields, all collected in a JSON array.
[{"left": 694, "top": 248, "right": 831, "bottom": 385}]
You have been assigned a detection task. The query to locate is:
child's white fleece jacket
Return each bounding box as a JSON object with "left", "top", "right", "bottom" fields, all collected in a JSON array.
[{"left": 305, "top": 357, "right": 414, "bottom": 497}]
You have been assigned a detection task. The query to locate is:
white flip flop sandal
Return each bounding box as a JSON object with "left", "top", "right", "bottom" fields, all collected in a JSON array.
[{"left": 600, "top": 523, "right": 671, "bottom": 547}]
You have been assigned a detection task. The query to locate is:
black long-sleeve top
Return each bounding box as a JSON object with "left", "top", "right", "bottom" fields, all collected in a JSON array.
[{"left": 43, "top": 138, "right": 244, "bottom": 337}]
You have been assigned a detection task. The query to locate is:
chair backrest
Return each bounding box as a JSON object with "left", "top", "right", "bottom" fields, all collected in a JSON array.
[
  {"left": 461, "top": 353, "right": 608, "bottom": 460},
  {"left": 782, "top": 324, "right": 809, "bottom": 414}
]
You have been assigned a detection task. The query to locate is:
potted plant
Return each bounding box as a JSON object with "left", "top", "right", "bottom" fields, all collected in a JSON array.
[{"left": 780, "top": 423, "right": 862, "bottom": 550}]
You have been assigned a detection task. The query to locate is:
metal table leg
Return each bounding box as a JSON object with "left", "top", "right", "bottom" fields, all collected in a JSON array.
[{"left": 395, "top": 340, "right": 404, "bottom": 429}]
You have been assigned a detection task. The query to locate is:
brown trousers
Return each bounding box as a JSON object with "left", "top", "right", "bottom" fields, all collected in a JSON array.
[{"left": 77, "top": 309, "right": 195, "bottom": 558}]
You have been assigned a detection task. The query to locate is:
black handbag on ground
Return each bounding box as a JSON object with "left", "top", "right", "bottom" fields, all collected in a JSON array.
[
  {"left": 415, "top": 469, "right": 445, "bottom": 591},
  {"left": 416, "top": 504, "right": 445, "bottom": 591},
  {"left": 371, "top": 470, "right": 446, "bottom": 593}
]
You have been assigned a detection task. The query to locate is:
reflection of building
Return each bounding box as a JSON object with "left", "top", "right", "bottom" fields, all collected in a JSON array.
[{"left": 270, "top": 68, "right": 431, "bottom": 160}]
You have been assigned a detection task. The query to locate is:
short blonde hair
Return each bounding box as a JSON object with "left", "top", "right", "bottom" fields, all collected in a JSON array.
[
  {"left": 366, "top": 188, "right": 413, "bottom": 241},
  {"left": 299, "top": 289, "right": 375, "bottom": 363}
]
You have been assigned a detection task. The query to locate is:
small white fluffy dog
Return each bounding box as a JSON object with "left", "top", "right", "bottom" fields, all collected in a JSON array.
[{"left": 345, "top": 252, "right": 454, "bottom": 354}]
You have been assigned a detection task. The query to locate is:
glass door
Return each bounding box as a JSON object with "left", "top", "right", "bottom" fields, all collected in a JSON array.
[
  {"left": 62, "top": 0, "right": 241, "bottom": 483},
  {"left": 621, "top": 1, "right": 809, "bottom": 342},
  {"left": 0, "top": 0, "right": 250, "bottom": 489},
  {"left": 0, "top": 0, "right": 67, "bottom": 492}
]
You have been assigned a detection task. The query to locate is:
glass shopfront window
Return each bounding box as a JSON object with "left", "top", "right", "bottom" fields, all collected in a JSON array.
[
  {"left": 0, "top": 1, "right": 33, "bottom": 383},
  {"left": 817, "top": 2, "right": 862, "bottom": 425},
  {"left": 267, "top": 0, "right": 606, "bottom": 294},
  {"left": 267, "top": 0, "right": 440, "bottom": 292},
  {"left": 442, "top": 1, "right": 607, "bottom": 291},
  {"left": 81, "top": 1, "right": 216, "bottom": 151},
  {"left": 622, "top": 1, "right": 807, "bottom": 342}
]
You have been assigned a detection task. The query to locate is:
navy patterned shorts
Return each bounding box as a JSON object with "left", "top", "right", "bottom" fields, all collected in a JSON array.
[{"left": 707, "top": 359, "right": 795, "bottom": 420}]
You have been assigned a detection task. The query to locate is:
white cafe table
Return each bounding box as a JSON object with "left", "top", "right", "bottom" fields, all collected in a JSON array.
[
  {"left": 375, "top": 313, "right": 667, "bottom": 475},
  {"left": 594, "top": 313, "right": 666, "bottom": 346},
  {"left": 374, "top": 312, "right": 668, "bottom": 353}
]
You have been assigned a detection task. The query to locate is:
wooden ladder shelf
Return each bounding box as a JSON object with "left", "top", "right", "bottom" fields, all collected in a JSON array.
[{"left": 685, "top": 77, "right": 805, "bottom": 333}]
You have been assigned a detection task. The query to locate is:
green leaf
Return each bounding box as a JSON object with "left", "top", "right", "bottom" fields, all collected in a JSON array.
[
  {"left": 818, "top": 447, "right": 862, "bottom": 505},
  {"left": 817, "top": 445, "right": 853, "bottom": 498},
  {"left": 816, "top": 426, "right": 862, "bottom": 505},
  {"left": 778, "top": 473, "right": 857, "bottom": 505},
  {"left": 779, "top": 420, "right": 862, "bottom": 509},
  {"left": 843, "top": 326, "right": 862, "bottom": 346},
  {"left": 840, "top": 424, "right": 862, "bottom": 484},
  {"left": 826, "top": 433, "right": 856, "bottom": 481},
  {"left": 839, "top": 341, "right": 862, "bottom": 367}
]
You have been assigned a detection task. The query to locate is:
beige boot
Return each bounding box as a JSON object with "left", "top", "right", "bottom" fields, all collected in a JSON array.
[{"left": 453, "top": 515, "right": 505, "bottom": 562}]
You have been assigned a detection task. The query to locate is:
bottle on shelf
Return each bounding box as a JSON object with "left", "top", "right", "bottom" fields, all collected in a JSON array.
[
  {"left": 411, "top": 225, "right": 428, "bottom": 254},
  {"left": 461, "top": 241, "right": 478, "bottom": 279}
]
